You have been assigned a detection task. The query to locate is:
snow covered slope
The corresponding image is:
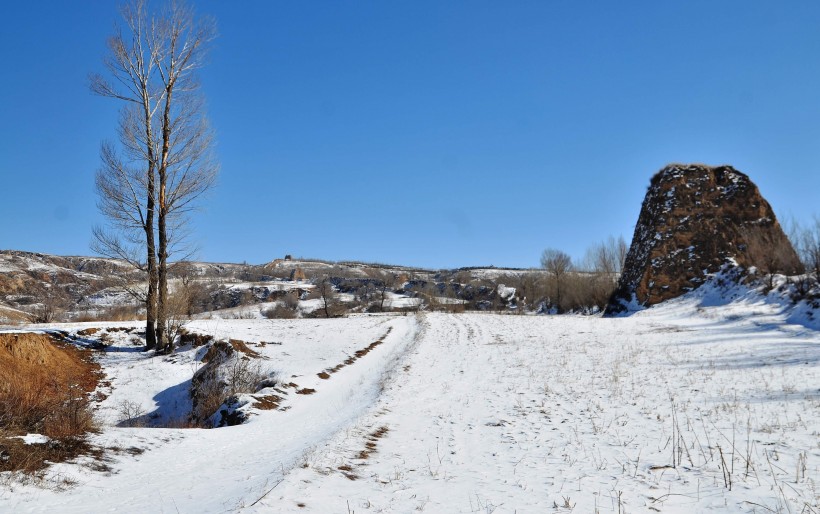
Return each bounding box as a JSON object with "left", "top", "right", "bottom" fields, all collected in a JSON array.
[{"left": 2, "top": 285, "right": 818, "bottom": 512}]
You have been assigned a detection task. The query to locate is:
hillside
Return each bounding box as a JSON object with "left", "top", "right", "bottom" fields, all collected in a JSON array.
[{"left": 0, "top": 250, "right": 554, "bottom": 323}]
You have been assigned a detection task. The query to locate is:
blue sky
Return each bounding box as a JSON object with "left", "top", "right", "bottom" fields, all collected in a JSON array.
[{"left": 2, "top": 1, "right": 820, "bottom": 269}]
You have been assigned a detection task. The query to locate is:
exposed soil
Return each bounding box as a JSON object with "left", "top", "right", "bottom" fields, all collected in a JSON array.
[{"left": 0, "top": 332, "right": 102, "bottom": 473}]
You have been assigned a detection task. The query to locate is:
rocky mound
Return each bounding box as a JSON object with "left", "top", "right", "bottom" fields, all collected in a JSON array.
[
  {"left": 190, "top": 339, "right": 276, "bottom": 427},
  {"left": 606, "top": 164, "right": 800, "bottom": 313}
]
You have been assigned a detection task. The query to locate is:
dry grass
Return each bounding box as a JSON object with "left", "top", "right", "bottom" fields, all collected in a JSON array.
[
  {"left": 0, "top": 333, "right": 101, "bottom": 473},
  {"left": 177, "top": 328, "right": 214, "bottom": 347},
  {"left": 252, "top": 394, "right": 283, "bottom": 411},
  {"left": 355, "top": 426, "right": 390, "bottom": 461}
]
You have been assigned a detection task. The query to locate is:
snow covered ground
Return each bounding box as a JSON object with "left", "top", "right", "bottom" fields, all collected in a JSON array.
[{"left": 1, "top": 284, "right": 818, "bottom": 513}]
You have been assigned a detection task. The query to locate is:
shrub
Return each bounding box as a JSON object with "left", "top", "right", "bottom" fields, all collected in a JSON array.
[{"left": 262, "top": 303, "right": 298, "bottom": 319}]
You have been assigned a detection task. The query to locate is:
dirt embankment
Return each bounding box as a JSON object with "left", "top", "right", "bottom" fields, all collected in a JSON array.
[{"left": 0, "top": 332, "right": 101, "bottom": 473}]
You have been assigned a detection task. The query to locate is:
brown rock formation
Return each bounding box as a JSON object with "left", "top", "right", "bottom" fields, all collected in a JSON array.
[{"left": 606, "top": 164, "right": 800, "bottom": 313}]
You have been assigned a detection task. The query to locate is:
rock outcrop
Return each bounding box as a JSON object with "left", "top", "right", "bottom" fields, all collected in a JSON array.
[{"left": 605, "top": 164, "right": 800, "bottom": 314}]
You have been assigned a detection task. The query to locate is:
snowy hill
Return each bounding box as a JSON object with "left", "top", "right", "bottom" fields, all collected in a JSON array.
[{"left": 0, "top": 250, "right": 551, "bottom": 323}]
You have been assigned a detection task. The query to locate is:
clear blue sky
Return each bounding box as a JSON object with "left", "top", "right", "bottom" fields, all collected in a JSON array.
[{"left": 2, "top": 1, "right": 820, "bottom": 269}]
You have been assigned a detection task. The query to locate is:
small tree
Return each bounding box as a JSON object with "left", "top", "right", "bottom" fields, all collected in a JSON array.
[
  {"left": 741, "top": 225, "right": 803, "bottom": 289},
  {"left": 540, "top": 248, "right": 573, "bottom": 313},
  {"left": 363, "top": 269, "right": 396, "bottom": 312},
  {"left": 314, "top": 275, "right": 337, "bottom": 318}
]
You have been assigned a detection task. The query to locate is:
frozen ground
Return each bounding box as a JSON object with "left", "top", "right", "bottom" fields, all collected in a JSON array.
[{"left": 1, "top": 284, "right": 818, "bottom": 513}]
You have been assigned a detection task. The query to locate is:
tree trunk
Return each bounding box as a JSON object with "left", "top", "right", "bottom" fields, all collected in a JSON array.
[
  {"left": 156, "top": 201, "right": 168, "bottom": 352},
  {"left": 143, "top": 91, "right": 158, "bottom": 351},
  {"left": 145, "top": 220, "right": 158, "bottom": 351},
  {"left": 323, "top": 280, "right": 331, "bottom": 318},
  {"left": 156, "top": 83, "right": 174, "bottom": 354}
]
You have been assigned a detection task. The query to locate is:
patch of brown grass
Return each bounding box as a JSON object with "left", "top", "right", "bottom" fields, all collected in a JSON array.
[
  {"left": 370, "top": 426, "right": 389, "bottom": 439},
  {"left": 228, "top": 339, "right": 260, "bottom": 358},
  {"left": 177, "top": 328, "right": 213, "bottom": 348},
  {"left": 295, "top": 388, "right": 316, "bottom": 395},
  {"left": 252, "top": 394, "right": 283, "bottom": 410},
  {"left": 355, "top": 425, "right": 390, "bottom": 462},
  {"left": 0, "top": 333, "right": 101, "bottom": 473}
]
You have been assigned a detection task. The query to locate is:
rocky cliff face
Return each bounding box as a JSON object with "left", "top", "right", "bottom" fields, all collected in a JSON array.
[{"left": 606, "top": 164, "right": 800, "bottom": 313}]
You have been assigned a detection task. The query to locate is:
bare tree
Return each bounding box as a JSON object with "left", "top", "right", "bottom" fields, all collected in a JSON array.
[
  {"left": 378, "top": 273, "right": 397, "bottom": 312},
  {"left": 540, "top": 248, "right": 573, "bottom": 313},
  {"left": 314, "top": 275, "right": 337, "bottom": 318},
  {"left": 584, "top": 235, "right": 627, "bottom": 277},
  {"left": 91, "top": 0, "right": 217, "bottom": 353},
  {"left": 784, "top": 216, "right": 820, "bottom": 293},
  {"left": 802, "top": 217, "right": 820, "bottom": 282},
  {"left": 741, "top": 225, "right": 803, "bottom": 289},
  {"left": 363, "top": 269, "right": 396, "bottom": 312},
  {"left": 153, "top": 2, "right": 218, "bottom": 352},
  {"left": 509, "top": 272, "right": 546, "bottom": 313},
  {"left": 91, "top": 0, "right": 162, "bottom": 349}
]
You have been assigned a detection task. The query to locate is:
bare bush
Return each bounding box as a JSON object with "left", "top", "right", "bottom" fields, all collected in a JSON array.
[
  {"left": 794, "top": 216, "right": 820, "bottom": 282},
  {"left": 117, "top": 400, "right": 146, "bottom": 427},
  {"left": 261, "top": 304, "right": 297, "bottom": 319},
  {"left": 26, "top": 298, "right": 65, "bottom": 324}
]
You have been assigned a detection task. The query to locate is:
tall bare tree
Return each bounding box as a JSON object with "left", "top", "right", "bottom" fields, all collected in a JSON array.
[
  {"left": 152, "top": 2, "right": 217, "bottom": 352},
  {"left": 91, "top": 0, "right": 217, "bottom": 352},
  {"left": 91, "top": 0, "right": 161, "bottom": 349}
]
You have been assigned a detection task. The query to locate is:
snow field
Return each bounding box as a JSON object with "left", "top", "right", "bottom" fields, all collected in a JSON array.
[
  {"left": 1, "top": 288, "right": 818, "bottom": 513},
  {"left": 265, "top": 309, "right": 819, "bottom": 513}
]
